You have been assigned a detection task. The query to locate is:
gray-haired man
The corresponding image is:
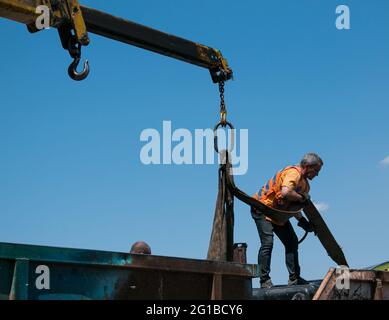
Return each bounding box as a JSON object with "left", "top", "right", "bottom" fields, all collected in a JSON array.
[{"left": 252, "top": 153, "right": 323, "bottom": 288}]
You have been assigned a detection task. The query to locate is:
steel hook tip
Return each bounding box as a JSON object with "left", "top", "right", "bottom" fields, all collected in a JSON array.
[{"left": 68, "top": 57, "right": 90, "bottom": 81}]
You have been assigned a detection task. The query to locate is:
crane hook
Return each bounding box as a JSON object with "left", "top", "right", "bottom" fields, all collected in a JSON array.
[{"left": 68, "top": 56, "right": 90, "bottom": 81}]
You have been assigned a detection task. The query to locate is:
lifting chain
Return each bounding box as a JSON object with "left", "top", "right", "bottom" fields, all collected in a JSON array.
[
  {"left": 218, "top": 80, "right": 227, "bottom": 126},
  {"left": 214, "top": 77, "right": 234, "bottom": 154}
]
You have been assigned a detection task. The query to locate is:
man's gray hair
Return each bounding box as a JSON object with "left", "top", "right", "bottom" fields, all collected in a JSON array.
[{"left": 300, "top": 153, "right": 323, "bottom": 167}]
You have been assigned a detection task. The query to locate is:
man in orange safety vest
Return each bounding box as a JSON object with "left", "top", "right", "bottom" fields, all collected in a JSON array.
[{"left": 252, "top": 153, "right": 323, "bottom": 289}]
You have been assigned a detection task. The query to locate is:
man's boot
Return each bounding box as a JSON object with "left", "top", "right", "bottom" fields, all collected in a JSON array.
[
  {"left": 260, "top": 279, "right": 273, "bottom": 289},
  {"left": 288, "top": 276, "right": 309, "bottom": 286}
]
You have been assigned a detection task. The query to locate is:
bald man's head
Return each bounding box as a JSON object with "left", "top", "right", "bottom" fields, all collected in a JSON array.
[{"left": 130, "top": 241, "right": 151, "bottom": 254}]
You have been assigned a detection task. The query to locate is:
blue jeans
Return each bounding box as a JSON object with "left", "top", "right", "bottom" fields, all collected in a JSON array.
[{"left": 251, "top": 208, "right": 300, "bottom": 283}]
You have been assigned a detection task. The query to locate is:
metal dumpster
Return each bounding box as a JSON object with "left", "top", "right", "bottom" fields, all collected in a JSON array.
[
  {"left": 0, "top": 242, "right": 258, "bottom": 300},
  {"left": 313, "top": 268, "right": 389, "bottom": 300}
]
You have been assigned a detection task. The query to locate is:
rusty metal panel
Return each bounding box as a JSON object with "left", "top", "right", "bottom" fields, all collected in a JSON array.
[
  {"left": 233, "top": 243, "right": 247, "bottom": 264},
  {"left": 0, "top": 242, "right": 256, "bottom": 300},
  {"left": 312, "top": 268, "right": 336, "bottom": 300},
  {"left": 313, "top": 268, "right": 389, "bottom": 300},
  {"left": 221, "top": 276, "right": 253, "bottom": 300}
]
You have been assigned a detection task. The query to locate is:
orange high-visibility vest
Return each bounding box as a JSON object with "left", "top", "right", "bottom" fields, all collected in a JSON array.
[{"left": 253, "top": 166, "right": 304, "bottom": 210}]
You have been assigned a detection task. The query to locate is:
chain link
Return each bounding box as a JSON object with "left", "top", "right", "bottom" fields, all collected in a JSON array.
[
  {"left": 214, "top": 77, "right": 235, "bottom": 154},
  {"left": 219, "top": 80, "right": 227, "bottom": 126}
]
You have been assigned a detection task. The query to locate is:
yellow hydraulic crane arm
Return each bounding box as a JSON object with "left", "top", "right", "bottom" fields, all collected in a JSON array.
[{"left": 0, "top": 0, "right": 232, "bottom": 82}]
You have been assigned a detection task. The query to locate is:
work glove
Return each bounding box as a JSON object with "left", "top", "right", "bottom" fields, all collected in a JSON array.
[{"left": 297, "top": 217, "right": 315, "bottom": 233}]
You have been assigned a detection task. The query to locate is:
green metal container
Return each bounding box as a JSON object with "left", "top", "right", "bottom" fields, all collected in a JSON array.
[{"left": 0, "top": 242, "right": 258, "bottom": 300}]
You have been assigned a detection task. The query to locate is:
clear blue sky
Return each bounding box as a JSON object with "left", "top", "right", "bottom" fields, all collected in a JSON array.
[{"left": 1, "top": 0, "right": 388, "bottom": 285}]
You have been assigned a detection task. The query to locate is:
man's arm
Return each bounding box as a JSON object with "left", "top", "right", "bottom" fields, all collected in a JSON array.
[
  {"left": 280, "top": 169, "right": 310, "bottom": 220},
  {"left": 280, "top": 186, "right": 306, "bottom": 220},
  {"left": 281, "top": 186, "right": 306, "bottom": 203},
  {"left": 281, "top": 187, "right": 314, "bottom": 232}
]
